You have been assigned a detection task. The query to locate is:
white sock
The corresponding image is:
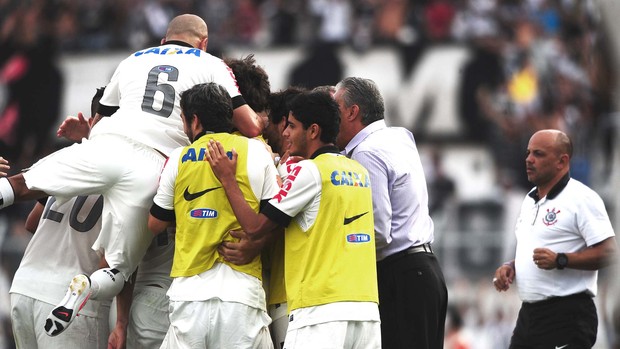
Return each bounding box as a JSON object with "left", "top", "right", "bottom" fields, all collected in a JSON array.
[
  {"left": 0, "top": 177, "right": 15, "bottom": 209},
  {"left": 88, "top": 268, "right": 125, "bottom": 300}
]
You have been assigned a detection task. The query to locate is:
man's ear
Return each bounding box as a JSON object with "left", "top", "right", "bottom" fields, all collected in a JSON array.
[
  {"left": 192, "top": 114, "right": 201, "bottom": 129},
  {"left": 200, "top": 37, "right": 208, "bottom": 51},
  {"left": 308, "top": 123, "right": 320, "bottom": 140},
  {"left": 558, "top": 154, "right": 570, "bottom": 168},
  {"left": 348, "top": 104, "right": 360, "bottom": 122}
]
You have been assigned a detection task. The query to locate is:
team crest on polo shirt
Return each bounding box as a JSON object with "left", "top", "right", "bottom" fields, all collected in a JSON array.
[{"left": 542, "top": 208, "right": 560, "bottom": 226}]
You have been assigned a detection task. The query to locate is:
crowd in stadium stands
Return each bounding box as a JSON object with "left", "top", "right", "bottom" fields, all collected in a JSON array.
[{"left": 1, "top": 0, "right": 617, "bottom": 348}]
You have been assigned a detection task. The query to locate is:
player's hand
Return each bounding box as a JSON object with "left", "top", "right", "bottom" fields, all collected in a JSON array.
[
  {"left": 279, "top": 150, "right": 302, "bottom": 166},
  {"left": 57, "top": 112, "right": 90, "bottom": 142},
  {"left": 219, "top": 230, "right": 263, "bottom": 265},
  {"left": 107, "top": 323, "right": 127, "bottom": 349},
  {"left": 0, "top": 156, "right": 9, "bottom": 176},
  {"left": 206, "top": 139, "right": 237, "bottom": 184},
  {"left": 493, "top": 263, "right": 515, "bottom": 292},
  {"left": 533, "top": 247, "right": 555, "bottom": 270}
]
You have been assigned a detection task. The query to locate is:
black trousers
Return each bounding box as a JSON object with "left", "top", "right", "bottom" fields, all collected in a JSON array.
[
  {"left": 377, "top": 251, "right": 448, "bottom": 349},
  {"left": 509, "top": 292, "right": 597, "bottom": 349}
]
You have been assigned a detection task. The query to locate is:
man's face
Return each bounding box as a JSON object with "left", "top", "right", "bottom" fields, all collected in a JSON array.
[
  {"left": 525, "top": 133, "right": 560, "bottom": 186},
  {"left": 333, "top": 88, "right": 350, "bottom": 149},
  {"left": 282, "top": 113, "right": 307, "bottom": 158},
  {"left": 263, "top": 114, "right": 288, "bottom": 155}
]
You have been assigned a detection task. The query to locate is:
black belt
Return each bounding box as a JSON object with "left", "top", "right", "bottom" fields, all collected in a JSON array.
[{"left": 379, "top": 243, "right": 433, "bottom": 265}]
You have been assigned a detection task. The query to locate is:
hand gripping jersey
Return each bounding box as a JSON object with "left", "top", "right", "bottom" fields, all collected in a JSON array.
[
  {"left": 171, "top": 133, "right": 263, "bottom": 279},
  {"left": 274, "top": 153, "right": 379, "bottom": 311}
]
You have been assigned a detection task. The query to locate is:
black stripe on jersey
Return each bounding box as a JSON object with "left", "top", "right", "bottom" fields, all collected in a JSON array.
[
  {"left": 262, "top": 202, "right": 292, "bottom": 227},
  {"left": 150, "top": 203, "right": 175, "bottom": 222},
  {"left": 97, "top": 103, "right": 119, "bottom": 117},
  {"left": 232, "top": 95, "right": 247, "bottom": 109}
]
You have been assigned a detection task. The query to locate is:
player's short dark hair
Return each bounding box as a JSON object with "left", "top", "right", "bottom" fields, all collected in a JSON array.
[
  {"left": 180, "top": 83, "right": 233, "bottom": 133},
  {"left": 268, "top": 86, "right": 307, "bottom": 126},
  {"left": 289, "top": 90, "right": 340, "bottom": 144},
  {"left": 224, "top": 54, "right": 271, "bottom": 113}
]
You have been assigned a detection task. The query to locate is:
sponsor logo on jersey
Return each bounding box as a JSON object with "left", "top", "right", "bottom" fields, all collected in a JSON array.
[
  {"left": 346, "top": 233, "right": 371, "bottom": 243},
  {"left": 343, "top": 212, "right": 369, "bottom": 225},
  {"left": 330, "top": 170, "right": 370, "bottom": 187},
  {"left": 134, "top": 47, "right": 202, "bottom": 57},
  {"left": 542, "top": 207, "right": 560, "bottom": 226},
  {"left": 182, "top": 147, "right": 233, "bottom": 163},
  {"left": 190, "top": 208, "right": 218, "bottom": 219},
  {"left": 273, "top": 165, "right": 302, "bottom": 203},
  {"left": 183, "top": 186, "right": 221, "bottom": 201}
]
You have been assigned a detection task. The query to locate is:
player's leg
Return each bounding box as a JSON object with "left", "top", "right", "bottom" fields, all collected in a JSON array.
[
  {"left": 44, "top": 137, "right": 162, "bottom": 335},
  {"left": 269, "top": 302, "right": 288, "bottom": 349},
  {"left": 126, "top": 286, "right": 170, "bottom": 348},
  {"left": 10, "top": 293, "right": 38, "bottom": 349}
]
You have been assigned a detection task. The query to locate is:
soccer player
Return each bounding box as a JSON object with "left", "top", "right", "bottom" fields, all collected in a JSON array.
[
  {"left": 148, "top": 82, "right": 279, "bottom": 348},
  {"left": 206, "top": 90, "right": 381, "bottom": 348},
  {"left": 9, "top": 88, "right": 111, "bottom": 348}
]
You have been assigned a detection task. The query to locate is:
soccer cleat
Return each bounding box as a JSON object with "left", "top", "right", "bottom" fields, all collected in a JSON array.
[{"left": 44, "top": 274, "right": 92, "bottom": 336}]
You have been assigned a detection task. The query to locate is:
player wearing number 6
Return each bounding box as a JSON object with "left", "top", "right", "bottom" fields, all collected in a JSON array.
[{"left": 0, "top": 13, "right": 263, "bottom": 338}]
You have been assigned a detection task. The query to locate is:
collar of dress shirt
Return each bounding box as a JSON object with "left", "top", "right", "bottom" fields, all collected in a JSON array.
[{"left": 343, "top": 119, "right": 386, "bottom": 157}]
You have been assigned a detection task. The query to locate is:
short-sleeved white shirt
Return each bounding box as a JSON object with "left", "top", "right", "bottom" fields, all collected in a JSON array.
[
  {"left": 514, "top": 176, "right": 615, "bottom": 302},
  {"left": 93, "top": 42, "right": 241, "bottom": 156}
]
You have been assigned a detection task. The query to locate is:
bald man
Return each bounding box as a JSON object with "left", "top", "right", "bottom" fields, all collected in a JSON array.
[
  {"left": 0, "top": 13, "right": 263, "bottom": 338},
  {"left": 493, "top": 129, "right": 617, "bottom": 348}
]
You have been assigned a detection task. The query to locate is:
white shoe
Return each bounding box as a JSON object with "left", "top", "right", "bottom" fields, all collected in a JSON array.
[{"left": 44, "top": 274, "right": 91, "bottom": 336}]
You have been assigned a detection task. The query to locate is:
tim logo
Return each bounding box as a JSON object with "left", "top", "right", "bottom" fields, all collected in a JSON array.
[
  {"left": 542, "top": 208, "right": 560, "bottom": 226},
  {"left": 190, "top": 208, "right": 218, "bottom": 219},
  {"left": 346, "top": 234, "right": 371, "bottom": 243}
]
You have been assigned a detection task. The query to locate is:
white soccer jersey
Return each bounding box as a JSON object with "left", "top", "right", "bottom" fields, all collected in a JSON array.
[
  {"left": 10, "top": 196, "right": 107, "bottom": 317},
  {"left": 514, "top": 178, "right": 615, "bottom": 302},
  {"left": 92, "top": 42, "right": 242, "bottom": 156}
]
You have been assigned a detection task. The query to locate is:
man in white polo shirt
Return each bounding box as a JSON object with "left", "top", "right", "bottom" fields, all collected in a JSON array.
[{"left": 493, "top": 129, "right": 617, "bottom": 348}]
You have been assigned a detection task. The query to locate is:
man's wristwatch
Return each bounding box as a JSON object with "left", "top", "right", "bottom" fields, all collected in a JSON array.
[{"left": 556, "top": 253, "right": 568, "bottom": 270}]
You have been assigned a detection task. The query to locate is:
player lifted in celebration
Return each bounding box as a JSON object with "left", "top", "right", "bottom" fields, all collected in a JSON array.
[
  {"left": 0, "top": 13, "right": 263, "bottom": 337},
  {"left": 206, "top": 90, "right": 381, "bottom": 348}
]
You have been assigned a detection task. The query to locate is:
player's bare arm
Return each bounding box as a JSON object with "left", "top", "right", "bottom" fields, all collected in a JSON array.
[
  {"left": 219, "top": 227, "right": 284, "bottom": 265},
  {"left": 532, "top": 237, "right": 618, "bottom": 270},
  {"left": 205, "top": 139, "right": 278, "bottom": 240},
  {"left": 233, "top": 104, "right": 264, "bottom": 138},
  {"left": 148, "top": 215, "right": 172, "bottom": 236}
]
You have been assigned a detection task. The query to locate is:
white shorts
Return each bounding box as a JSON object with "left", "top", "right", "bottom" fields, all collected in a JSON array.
[
  {"left": 268, "top": 302, "right": 288, "bottom": 349},
  {"left": 10, "top": 293, "right": 110, "bottom": 349},
  {"left": 127, "top": 285, "right": 170, "bottom": 348},
  {"left": 23, "top": 134, "right": 166, "bottom": 280},
  {"left": 160, "top": 298, "right": 273, "bottom": 349},
  {"left": 283, "top": 320, "right": 381, "bottom": 349}
]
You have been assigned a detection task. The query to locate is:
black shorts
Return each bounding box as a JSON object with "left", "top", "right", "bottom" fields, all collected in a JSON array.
[{"left": 509, "top": 292, "right": 597, "bottom": 349}]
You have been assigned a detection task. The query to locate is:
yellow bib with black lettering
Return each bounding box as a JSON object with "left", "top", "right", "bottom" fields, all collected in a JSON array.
[
  {"left": 285, "top": 153, "right": 378, "bottom": 311},
  {"left": 172, "top": 133, "right": 261, "bottom": 279}
]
